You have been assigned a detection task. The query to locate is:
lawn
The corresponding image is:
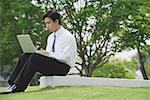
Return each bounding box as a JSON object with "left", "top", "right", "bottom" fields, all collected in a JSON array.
[{"left": 0, "top": 86, "right": 150, "bottom": 100}]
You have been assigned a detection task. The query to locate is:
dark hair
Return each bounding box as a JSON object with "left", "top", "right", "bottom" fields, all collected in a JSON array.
[{"left": 43, "top": 11, "right": 61, "bottom": 25}]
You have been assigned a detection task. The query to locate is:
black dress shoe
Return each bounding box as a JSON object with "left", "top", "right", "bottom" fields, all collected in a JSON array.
[{"left": 0, "top": 84, "right": 24, "bottom": 94}]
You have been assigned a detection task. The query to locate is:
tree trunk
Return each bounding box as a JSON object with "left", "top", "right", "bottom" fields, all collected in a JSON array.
[
  {"left": 137, "top": 47, "right": 148, "bottom": 80},
  {"left": 85, "top": 67, "right": 93, "bottom": 77}
]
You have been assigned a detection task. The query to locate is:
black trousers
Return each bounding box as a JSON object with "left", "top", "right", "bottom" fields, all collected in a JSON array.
[{"left": 8, "top": 53, "right": 70, "bottom": 90}]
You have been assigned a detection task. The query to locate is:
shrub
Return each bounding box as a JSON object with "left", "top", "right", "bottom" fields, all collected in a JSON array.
[
  {"left": 92, "top": 59, "right": 137, "bottom": 79},
  {"left": 144, "top": 59, "right": 150, "bottom": 79}
]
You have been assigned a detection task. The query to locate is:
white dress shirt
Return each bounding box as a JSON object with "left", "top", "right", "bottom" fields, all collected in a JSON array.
[{"left": 46, "top": 26, "right": 77, "bottom": 68}]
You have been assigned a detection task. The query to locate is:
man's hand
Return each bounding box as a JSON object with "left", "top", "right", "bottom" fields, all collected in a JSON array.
[{"left": 36, "top": 50, "right": 49, "bottom": 56}]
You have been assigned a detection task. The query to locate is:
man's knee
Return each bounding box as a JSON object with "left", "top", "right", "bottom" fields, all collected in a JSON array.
[
  {"left": 20, "top": 53, "right": 32, "bottom": 57},
  {"left": 30, "top": 53, "right": 38, "bottom": 58},
  {"left": 29, "top": 53, "right": 41, "bottom": 61}
]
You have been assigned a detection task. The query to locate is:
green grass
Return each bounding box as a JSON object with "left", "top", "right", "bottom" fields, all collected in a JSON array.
[{"left": 0, "top": 86, "right": 150, "bottom": 100}]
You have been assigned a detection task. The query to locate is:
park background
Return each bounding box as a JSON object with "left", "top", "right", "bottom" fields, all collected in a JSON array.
[{"left": 0, "top": 0, "right": 150, "bottom": 99}]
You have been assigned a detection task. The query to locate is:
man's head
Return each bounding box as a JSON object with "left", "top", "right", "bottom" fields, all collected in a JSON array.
[{"left": 43, "top": 11, "right": 61, "bottom": 32}]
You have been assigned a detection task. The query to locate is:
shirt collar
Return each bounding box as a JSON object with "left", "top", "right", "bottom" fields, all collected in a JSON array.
[{"left": 54, "top": 26, "right": 64, "bottom": 37}]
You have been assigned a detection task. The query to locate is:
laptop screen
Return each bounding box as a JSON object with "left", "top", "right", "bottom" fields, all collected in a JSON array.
[{"left": 17, "top": 34, "right": 36, "bottom": 53}]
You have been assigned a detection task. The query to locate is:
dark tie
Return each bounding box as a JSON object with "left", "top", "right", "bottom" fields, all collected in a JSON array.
[{"left": 52, "top": 33, "right": 56, "bottom": 52}]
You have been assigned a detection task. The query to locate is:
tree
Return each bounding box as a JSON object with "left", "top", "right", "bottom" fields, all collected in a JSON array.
[
  {"left": 118, "top": 0, "right": 150, "bottom": 79},
  {"left": 34, "top": 0, "right": 135, "bottom": 77},
  {"left": 1, "top": 0, "right": 149, "bottom": 78},
  {"left": 0, "top": 0, "right": 45, "bottom": 78}
]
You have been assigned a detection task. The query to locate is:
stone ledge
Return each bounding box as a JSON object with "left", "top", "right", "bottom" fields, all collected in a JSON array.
[{"left": 39, "top": 76, "right": 150, "bottom": 88}]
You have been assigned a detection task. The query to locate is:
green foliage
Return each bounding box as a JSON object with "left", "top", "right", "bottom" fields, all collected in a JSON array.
[
  {"left": 144, "top": 45, "right": 150, "bottom": 56},
  {"left": 118, "top": 0, "right": 150, "bottom": 49},
  {"left": 0, "top": 0, "right": 46, "bottom": 78},
  {"left": 92, "top": 59, "right": 137, "bottom": 79},
  {"left": 63, "top": 0, "right": 138, "bottom": 76},
  {"left": 92, "top": 63, "right": 125, "bottom": 78},
  {"left": 0, "top": 0, "right": 149, "bottom": 78},
  {"left": 63, "top": 0, "right": 150, "bottom": 76}
]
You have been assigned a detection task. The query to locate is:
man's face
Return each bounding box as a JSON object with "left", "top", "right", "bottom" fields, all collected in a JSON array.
[{"left": 44, "top": 17, "right": 57, "bottom": 32}]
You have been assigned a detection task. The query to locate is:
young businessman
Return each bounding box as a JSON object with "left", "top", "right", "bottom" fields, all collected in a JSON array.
[{"left": 0, "top": 11, "right": 77, "bottom": 94}]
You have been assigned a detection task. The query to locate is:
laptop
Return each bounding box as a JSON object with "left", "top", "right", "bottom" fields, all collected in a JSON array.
[{"left": 17, "top": 34, "right": 36, "bottom": 53}]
